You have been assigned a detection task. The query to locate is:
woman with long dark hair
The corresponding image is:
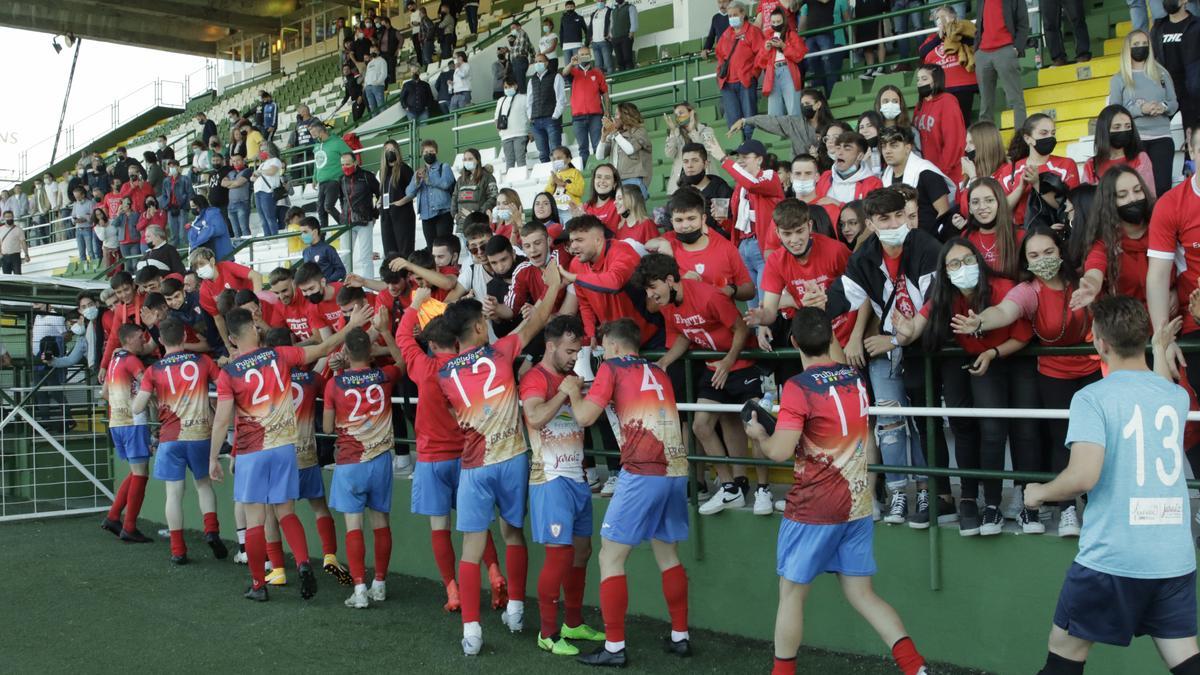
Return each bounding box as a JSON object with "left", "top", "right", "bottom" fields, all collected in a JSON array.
[
  {"left": 875, "top": 85, "right": 912, "bottom": 134},
  {"left": 1068, "top": 165, "right": 1155, "bottom": 309},
  {"left": 856, "top": 110, "right": 885, "bottom": 174},
  {"left": 528, "top": 192, "right": 563, "bottom": 240},
  {"left": 893, "top": 238, "right": 1037, "bottom": 535},
  {"left": 1083, "top": 104, "right": 1157, "bottom": 195},
  {"left": 951, "top": 225, "right": 1101, "bottom": 537},
  {"left": 958, "top": 177, "right": 1022, "bottom": 279},
  {"left": 452, "top": 147, "right": 499, "bottom": 229},
  {"left": 377, "top": 139, "right": 416, "bottom": 258},
  {"left": 913, "top": 64, "right": 966, "bottom": 185},
  {"left": 1001, "top": 113, "right": 1080, "bottom": 226}
]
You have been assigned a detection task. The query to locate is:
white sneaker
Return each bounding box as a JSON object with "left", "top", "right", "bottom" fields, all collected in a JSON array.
[
  {"left": 344, "top": 585, "right": 369, "bottom": 609},
  {"left": 884, "top": 489, "right": 908, "bottom": 525},
  {"left": 774, "top": 499, "right": 786, "bottom": 513},
  {"left": 501, "top": 606, "right": 524, "bottom": 632},
  {"left": 368, "top": 579, "right": 386, "bottom": 602},
  {"left": 698, "top": 484, "right": 745, "bottom": 515},
  {"left": 1002, "top": 486, "right": 1023, "bottom": 521},
  {"left": 1019, "top": 507, "right": 1046, "bottom": 534},
  {"left": 872, "top": 500, "right": 882, "bottom": 522},
  {"left": 1058, "top": 506, "right": 1081, "bottom": 537},
  {"left": 462, "top": 633, "right": 483, "bottom": 656},
  {"left": 393, "top": 454, "right": 413, "bottom": 476},
  {"left": 600, "top": 474, "right": 618, "bottom": 498},
  {"left": 233, "top": 550, "right": 248, "bottom": 564},
  {"left": 157, "top": 528, "right": 170, "bottom": 539},
  {"left": 752, "top": 487, "right": 773, "bottom": 515}
]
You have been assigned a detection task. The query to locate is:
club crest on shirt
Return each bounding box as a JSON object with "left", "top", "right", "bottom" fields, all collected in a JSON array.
[{"left": 550, "top": 523, "right": 562, "bottom": 538}]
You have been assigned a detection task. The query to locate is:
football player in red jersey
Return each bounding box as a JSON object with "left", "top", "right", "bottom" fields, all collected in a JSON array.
[
  {"left": 559, "top": 318, "right": 691, "bottom": 667},
  {"left": 208, "top": 302, "right": 374, "bottom": 602},
  {"left": 437, "top": 263, "right": 564, "bottom": 655},
  {"left": 131, "top": 317, "right": 225, "bottom": 564},
  {"left": 101, "top": 324, "right": 154, "bottom": 543},
  {"left": 745, "top": 308, "right": 928, "bottom": 675}
]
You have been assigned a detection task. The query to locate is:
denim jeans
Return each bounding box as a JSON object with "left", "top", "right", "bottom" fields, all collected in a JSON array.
[
  {"left": 407, "top": 111, "right": 430, "bottom": 124},
  {"left": 572, "top": 113, "right": 604, "bottom": 165},
  {"left": 530, "top": 117, "right": 563, "bottom": 163},
  {"left": 255, "top": 191, "right": 280, "bottom": 237},
  {"left": 365, "top": 84, "right": 386, "bottom": 112},
  {"left": 804, "top": 32, "right": 844, "bottom": 97},
  {"left": 344, "top": 222, "right": 375, "bottom": 278},
  {"left": 449, "top": 92, "right": 472, "bottom": 111},
  {"left": 592, "top": 41, "right": 614, "bottom": 73},
  {"left": 737, "top": 237, "right": 766, "bottom": 308},
  {"left": 721, "top": 81, "right": 757, "bottom": 142},
  {"left": 868, "top": 354, "right": 927, "bottom": 489},
  {"left": 75, "top": 224, "right": 99, "bottom": 261},
  {"left": 227, "top": 200, "right": 251, "bottom": 238},
  {"left": 890, "top": 0, "right": 925, "bottom": 58},
  {"left": 1128, "top": 0, "right": 1166, "bottom": 32},
  {"left": 621, "top": 176, "right": 648, "bottom": 201},
  {"left": 167, "top": 209, "right": 186, "bottom": 246},
  {"left": 767, "top": 64, "right": 801, "bottom": 117},
  {"left": 119, "top": 243, "right": 141, "bottom": 263}
]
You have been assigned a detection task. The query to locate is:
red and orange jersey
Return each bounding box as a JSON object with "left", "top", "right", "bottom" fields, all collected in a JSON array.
[
  {"left": 140, "top": 351, "right": 220, "bottom": 442},
  {"left": 585, "top": 356, "right": 686, "bottom": 477},
  {"left": 216, "top": 346, "right": 306, "bottom": 455},
  {"left": 325, "top": 365, "right": 401, "bottom": 465},
  {"left": 288, "top": 367, "right": 326, "bottom": 469},
  {"left": 519, "top": 364, "right": 585, "bottom": 485},
  {"left": 437, "top": 333, "right": 526, "bottom": 469},
  {"left": 777, "top": 362, "right": 872, "bottom": 525},
  {"left": 107, "top": 349, "right": 147, "bottom": 428}
]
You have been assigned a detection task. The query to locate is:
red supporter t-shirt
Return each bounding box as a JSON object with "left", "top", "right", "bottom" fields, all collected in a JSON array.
[
  {"left": 139, "top": 351, "right": 220, "bottom": 442},
  {"left": 586, "top": 199, "right": 620, "bottom": 233},
  {"left": 1149, "top": 178, "right": 1200, "bottom": 334},
  {"left": 505, "top": 254, "right": 569, "bottom": 313},
  {"left": 664, "top": 279, "right": 754, "bottom": 371},
  {"left": 966, "top": 227, "right": 1025, "bottom": 273},
  {"left": 288, "top": 367, "right": 325, "bottom": 469},
  {"left": 998, "top": 156, "right": 1079, "bottom": 225},
  {"left": 199, "top": 261, "right": 255, "bottom": 316},
  {"left": 437, "top": 333, "right": 525, "bottom": 469},
  {"left": 396, "top": 308, "right": 461, "bottom": 462},
  {"left": 883, "top": 252, "right": 917, "bottom": 319},
  {"left": 1085, "top": 232, "right": 1149, "bottom": 303},
  {"left": 279, "top": 293, "right": 329, "bottom": 342},
  {"left": 777, "top": 362, "right": 872, "bottom": 525},
  {"left": 761, "top": 234, "right": 854, "bottom": 346},
  {"left": 217, "top": 345, "right": 306, "bottom": 455},
  {"left": 313, "top": 281, "right": 346, "bottom": 326},
  {"left": 324, "top": 365, "right": 402, "bottom": 464},
  {"left": 1004, "top": 280, "right": 1101, "bottom": 378},
  {"left": 375, "top": 287, "right": 410, "bottom": 334},
  {"left": 615, "top": 218, "right": 659, "bottom": 244},
  {"left": 921, "top": 34, "right": 978, "bottom": 89},
  {"left": 918, "top": 277, "right": 1033, "bottom": 353},
  {"left": 979, "top": 0, "right": 1014, "bottom": 50},
  {"left": 662, "top": 231, "right": 752, "bottom": 290},
  {"left": 585, "top": 356, "right": 687, "bottom": 476}
]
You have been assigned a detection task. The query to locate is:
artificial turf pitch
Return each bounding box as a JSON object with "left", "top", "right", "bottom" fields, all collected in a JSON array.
[{"left": 2, "top": 516, "right": 987, "bottom": 674}]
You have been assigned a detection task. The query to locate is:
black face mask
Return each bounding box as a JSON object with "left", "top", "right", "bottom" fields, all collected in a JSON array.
[
  {"left": 595, "top": 189, "right": 613, "bottom": 200},
  {"left": 1033, "top": 136, "right": 1058, "bottom": 156},
  {"left": 3, "top": 219, "right": 12, "bottom": 226},
  {"left": 1131, "top": 45, "right": 1150, "bottom": 63},
  {"left": 1110, "top": 130, "right": 1133, "bottom": 149},
  {"left": 801, "top": 105, "right": 817, "bottom": 120},
  {"left": 423, "top": 153, "right": 437, "bottom": 165},
  {"left": 619, "top": 209, "right": 631, "bottom": 219},
  {"left": 790, "top": 236, "right": 814, "bottom": 260},
  {"left": 1117, "top": 198, "right": 1150, "bottom": 224},
  {"left": 386, "top": 151, "right": 397, "bottom": 163},
  {"left": 917, "top": 84, "right": 933, "bottom": 98},
  {"left": 966, "top": 148, "right": 977, "bottom": 162},
  {"left": 675, "top": 228, "right": 704, "bottom": 244},
  {"left": 1165, "top": 0, "right": 1183, "bottom": 12},
  {"left": 305, "top": 291, "right": 325, "bottom": 304},
  {"left": 678, "top": 170, "right": 705, "bottom": 186},
  {"left": 865, "top": 135, "right": 879, "bottom": 148},
  {"left": 190, "top": 207, "right": 201, "bottom": 216}
]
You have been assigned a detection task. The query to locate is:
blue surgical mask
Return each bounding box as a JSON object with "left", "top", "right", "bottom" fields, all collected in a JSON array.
[
  {"left": 300, "top": 232, "right": 314, "bottom": 245},
  {"left": 494, "top": 207, "right": 512, "bottom": 221},
  {"left": 534, "top": 62, "right": 547, "bottom": 74},
  {"left": 504, "top": 88, "right": 516, "bottom": 97},
  {"left": 729, "top": 15, "right": 743, "bottom": 28}
]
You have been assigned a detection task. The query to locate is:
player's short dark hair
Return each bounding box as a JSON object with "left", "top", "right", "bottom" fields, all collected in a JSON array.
[
  {"left": 862, "top": 188, "right": 908, "bottom": 218},
  {"left": 668, "top": 187, "right": 705, "bottom": 216},
  {"left": 267, "top": 266, "right": 294, "bottom": 286},
  {"left": 632, "top": 253, "right": 679, "bottom": 288},
  {"left": 161, "top": 278, "right": 184, "bottom": 296},
  {"left": 233, "top": 289, "right": 259, "bottom": 307},
  {"left": 299, "top": 216, "right": 320, "bottom": 231},
  {"left": 134, "top": 266, "right": 162, "bottom": 285},
  {"left": 293, "top": 261, "right": 325, "bottom": 287},
  {"left": 158, "top": 316, "right": 185, "bottom": 347},
  {"left": 566, "top": 214, "right": 606, "bottom": 236},
  {"left": 117, "top": 323, "right": 143, "bottom": 345},
  {"left": 443, "top": 298, "right": 485, "bottom": 341},
  {"left": 463, "top": 218, "right": 491, "bottom": 240},
  {"left": 521, "top": 221, "right": 549, "bottom": 239},
  {"left": 409, "top": 248, "right": 436, "bottom": 271},
  {"left": 225, "top": 308, "right": 256, "bottom": 340},
  {"left": 893, "top": 184, "right": 918, "bottom": 203},
  {"left": 215, "top": 289, "right": 238, "bottom": 315},
  {"left": 879, "top": 125, "right": 914, "bottom": 147},
  {"left": 343, "top": 327, "right": 372, "bottom": 362},
  {"left": 773, "top": 199, "right": 813, "bottom": 232},
  {"left": 597, "top": 318, "right": 641, "bottom": 351},
  {"left": 336, "top": 284, "right": 366, "bottom": 306},
  {"left": 143, "top": 292, "right": 168, "bottom": 311},
  {"left": 1091, "top": 295, "right": 1150, "bottom": 358},
  {"left": 110, "top": 271, "right": 134, "bottom": 290},
  {"left": 285, "top": 206, "right": 305, "bottom": 223},
  {"left": 680, "top": 141, "right": 708, "bottom": 162},
  {"left": 430, "top": 235, "right": 460, "bottom": 254},
  {"left": 789, "top": 307, "right": 833, "bottom": 356},
  {"left": 544, "top": 314, "right": 584, "bottom": 342},
  {"left": 380, "top": 254, "right": 404, "bottom": 284},
  {"left": 836, "top": 131, "right": 869, "bottom": 154},
  {"left": 484, "top": 235, "right": 513, "bottom": 257},
  {"left": 421, "top": 315, "right": 457, "bottom": 349},
  {"left": 264, "top": 327, "right": 294, "bottom": 347}
]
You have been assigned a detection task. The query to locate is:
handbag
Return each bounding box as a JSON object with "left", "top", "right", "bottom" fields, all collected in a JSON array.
[
  {"left": 496, "top": 95, "right": 514, "bottom": 131},
  {"left": 717, "top": 35, "right": 742, "bottom": 80}
]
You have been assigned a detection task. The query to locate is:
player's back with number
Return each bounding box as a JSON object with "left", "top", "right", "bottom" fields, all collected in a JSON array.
[
  {"left": 437, "top": 334, "right": 524, "bottom": 469},
  {"left": 217, "top": 345, "right": 307, "bottom": 455},
  {"left": 1067, "top": 370, "right": 1195, "bottom": 577},
  {"left": 586, "top": 355, "right": 687, "bottom": 477},
  {"left": 143, "top": 352, "right": 221, "bottom": 442},
  {"left": 325, "top": 365, "right": 402, "bottom": 464}
]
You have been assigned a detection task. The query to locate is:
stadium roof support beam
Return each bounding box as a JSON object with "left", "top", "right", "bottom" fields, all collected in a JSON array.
[
  {"left": 68, "top": 0, "right": 287, "bottom": 35},
  {"left": 0, "top": 5, "right": 216, "bottom": 56}
]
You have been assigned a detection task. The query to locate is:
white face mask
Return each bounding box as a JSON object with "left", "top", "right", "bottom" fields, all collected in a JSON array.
[
  {"left": 880, "top": 102, "right": 902, "bottom": 120},
  {"left": 552, "top": 159, "right": 567, "bottom": 171},
  {"left": 948, "top": 263, "right": 979, "bottom": 290},
  {"left": 729, "top": 15, "right": 743, "bottom": 28},
  {"left": 70, "top": 322, "right": 85, "bottom": 336},
  {"left": 82, "top": 306, "right": 99, "bottom": 321},
  {"left": 463, "top": 160, "right": 477, "bottom": 171},
  {"left": 875, "top": 223, "right": 909, "bottom": 247},
  {"left": 494, "top": 207, "right": 512, "bottom": 221},
  {"left": 793, "top": 179, "right": 816, "bottom": 195},
  {"left": 196, "top": 264, "right": 216, "bottom": 280}
]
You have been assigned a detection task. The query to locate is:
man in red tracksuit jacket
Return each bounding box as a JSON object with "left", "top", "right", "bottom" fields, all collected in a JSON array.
[
  {"left": 716, "top": 139, "right": 784, "bottom": 309},
  {"left": 715, "top": 4, "right": 764, "bottom": 142}
]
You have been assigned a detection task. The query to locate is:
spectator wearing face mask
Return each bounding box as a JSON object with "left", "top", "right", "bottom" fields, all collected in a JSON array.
[
  {"left": 186, "top": 194, "right": 233, "bottom": 261},
  {"left": 609, "top": 0, "right": 638, "bottom": 71},
  {"left": 399, "top": 67, "right": 437, "bottom": 123},
  {"left": 453, "top": 148, "right": 499, "bottom": 229},
  {"left": 119, "top": 169, "right": 155, "bottom": 215},
  {"left": 1083, "top": 104, "right": 1157, "bottom": 194},
  {"left": 221, "top": 153, "right": 253, "bottom": 239},
  {"left": 158, "top": 160, "right": 193, "bottom": 247},
  {"left": 544, "top": 146, "right": 585, "bottom": 222},
  {"left": 507, "top": 21, "right": 536, "bottom": 89},
  {"left": 586, "top": 0, "right": 615, "bottom": 73},
  {"left": 299, "top": 217, "right": 347, "bottom": 283},
  {"left": 563, "top": 47, "right": 609, "bottom": 165},
  {"left": 406, "top": 140, "right": 457, "bottom": 244},
  {"left": 663, "top": 103, "right": 722, "bottom": 194},
  {"left": 756, "top": 8, "right": 807, "bottom": 118},
  {"left": 110, "top": 146, "right": 144, "bottom": 184},
  {"left": 363, "top": 51, "right": 388, "bottom": 113},
  {"left": 729, "top": 88, "right": 830, "bottom": 158},
  {"left": 0, "top": 210, "right": 30, "bottom": 274},
  {"left": 1000, "top": 114, "right": 1080, "bottom": 226},
  {"left": 816, "top": 132, "right": 884, "bottom": 205},
  {"left": 913, "top": 65, "right": 967, "bottom": 186},
  {"left": 716, "top": 2, "right": 764, "bottom": 142},
  {"left": 436, "top": 5, "right": 456, "bottom": 59},
  {"left": 559, "top": 1, "right": 589, "bottom": 65},
  {"left": 495, "top": 77, "right": 530, "bottom": 170},
  {"left": 1111, "top": 30, "right": 1178, "bottom": 197},
  {"left": 526, "top": 54, "right": 566, "bottom": 164}
]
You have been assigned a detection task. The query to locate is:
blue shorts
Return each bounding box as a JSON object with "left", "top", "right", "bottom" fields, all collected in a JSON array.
[
  {"left": 530, "top": 478, "right": 593, "bottom": 545},
  {"left": 412, "top": 458, "right": 461, "bottom": 517},
  {"left": 152, "top": 439, "right": 209, "bottom": 482},
  {"left": 600, "top": 473, "right": 689, "bottom": 546},
  {"left": 297, "top": 465, "right": 325, "bottom": 500},
  {"left": 233, "top": 445, "right": 299, "bottom": 505},
  {"left": 456, "top": 454, "right": 529, "bottom": 533},
  {"left": 1053, "top": 562, "right": 1198, "bottom": 646},
  {"left": 112, "top": 425, "right": 151, "bottom": 463},
  {"left": 776, "top": 517, "right": 877, "bottom": 585},
  {"left": 329, "top": 452, "right": 394, "bottom": 514}
]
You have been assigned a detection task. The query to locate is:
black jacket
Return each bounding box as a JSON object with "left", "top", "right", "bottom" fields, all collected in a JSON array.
[
  {"left": 704, "top": 12, "right": 730, "bottom": 51},
  {"left": 1152, "top": 13, "right": 1200, "bottom": 102},
  {"left": 826, "top": 228, "right": 941, "bottom": 336},
  {"left": 339, "top": 168, "right": 381, "bottom": 225},
  {"left": 975, "top": 0, "right": 1029, "bottom": 52},
  {"left": 400, "top": 78, "right": 436, "bottom": 115},
  {"left": 560, "top": 10, "right": 589, "bottom": 44}
]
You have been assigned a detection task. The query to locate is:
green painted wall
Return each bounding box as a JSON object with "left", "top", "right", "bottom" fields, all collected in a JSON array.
[{"left": 117, "top": 462, "right": 1176, "bottom": 674}]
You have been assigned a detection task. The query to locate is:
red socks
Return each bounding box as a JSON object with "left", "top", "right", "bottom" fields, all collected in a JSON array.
[
  {"left": 459, "top": 561, "right": 482, "bottom": 623},
  {"left": 431, "top": 529, "right": 457, "bottom": 585},
  {"left": 564, "top": 564, "right": 587, "bottom": 628},
  {"left": 661, "top": 564, "right": 689, "bottom": 633},
  {"left": 266, "top": 540, "right": 286, "bottom": 569},
  {"left": 482, "top": 531, "right": 499, "bottom": 569},
  {"left": 202, "top": 512, "right": 219, "bottom": 535},
  {"left": 107, "top": 474, "right": 131, "bottom": 521},
  {"left": 772, "top": 656, "right": 797, "bottom": 675},
  {"left": 506, "top": 543, "right": 528, "bottom": 602},
  {"left": 346, "top": 529, "right": 366, "bottom": 585},
  {"left": 599, "top": 575, "right": 628, "bottom": 643},
  {"left": 169, "top": 529, "right": 186, "bottom": 557},
  {"left": 373, "top": 527, "right": 392, "bottom": 581},
  {"left": 892, "top": 637, "right": 926, "bottom": 675},
  {"left": 316, "top": 516, "right": 337, "bottom": 556},
  {"left": 538, "top": 546, "right": 574, "bottom": 637},
  {"left": 278, "top": 513, "right": 310, "bottom": 565},
  {"left": 122, "top": 475, "right": 148, "bottom": 532},
  {"left": 246, "top": 525, "right": 267, "bottom": 589}
]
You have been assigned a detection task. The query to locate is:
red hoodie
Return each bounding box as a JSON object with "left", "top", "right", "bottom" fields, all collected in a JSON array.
[
  {"left": 715, "top": 24, "right": 764, "bottom": 89},
  {"left": 913, "top": 93, "right": 966, "bottom": 186},
  {"left": 569, "top": 239, "right": 658, "bottom": 346}
]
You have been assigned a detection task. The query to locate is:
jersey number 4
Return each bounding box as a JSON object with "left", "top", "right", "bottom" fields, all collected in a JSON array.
[{"left": 1123, "top": 404, "right": 1183, "bottom": 487}]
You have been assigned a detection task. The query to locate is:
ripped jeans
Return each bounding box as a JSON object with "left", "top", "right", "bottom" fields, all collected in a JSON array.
[{"left": 868, "top": 353, "right": 927, "bottom": 490}]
